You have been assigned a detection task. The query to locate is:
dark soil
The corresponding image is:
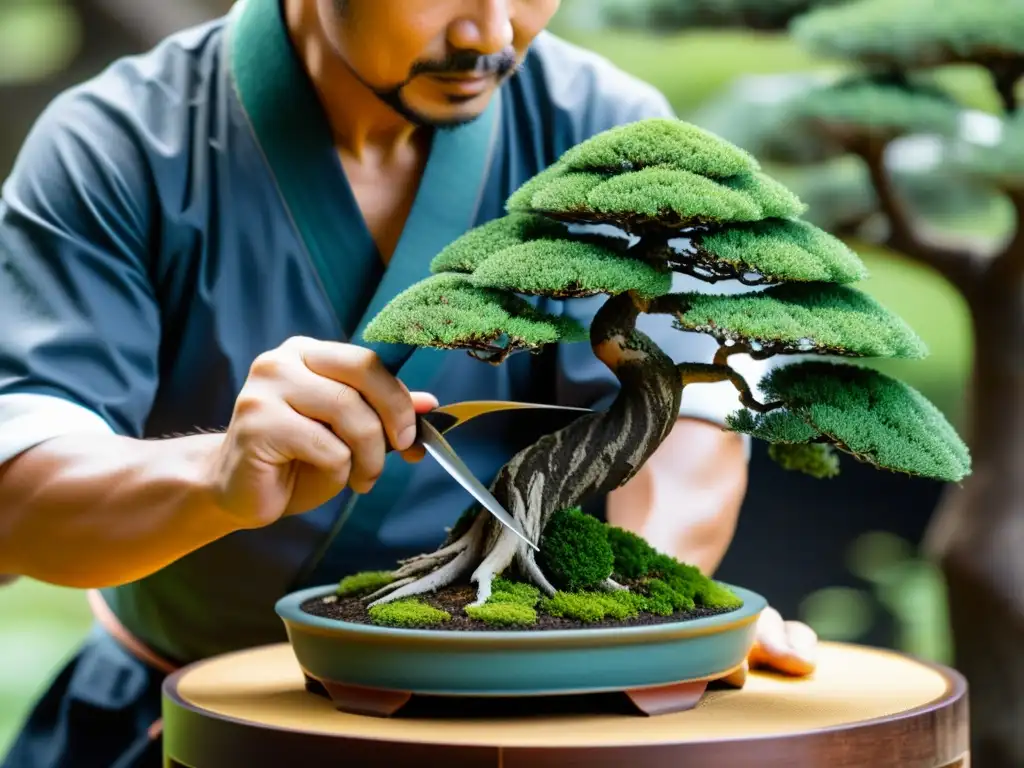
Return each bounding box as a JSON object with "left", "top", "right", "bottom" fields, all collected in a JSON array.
[{"left": 300, "top": 583, "right": 738, "bottom": 632}]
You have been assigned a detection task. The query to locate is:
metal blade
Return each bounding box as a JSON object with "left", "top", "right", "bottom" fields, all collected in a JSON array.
[
  {"left": 416, "top": 417, "right": 539, "bottom": 551},
  {"left": 423, "top": 400, "right": 592, "bottom": 435}
]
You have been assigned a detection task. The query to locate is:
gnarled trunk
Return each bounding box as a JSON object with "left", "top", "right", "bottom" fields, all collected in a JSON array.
[
  {"left": 924, "top": 268, "right": 1024, "bottom": 768},
  {"left": 367, "top": 292, "right": 683, "bottom": 606}
]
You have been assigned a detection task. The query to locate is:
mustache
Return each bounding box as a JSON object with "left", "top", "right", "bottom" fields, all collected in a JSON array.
[{"left": 410, "top": 47, "right": 519, "bottom": 78}]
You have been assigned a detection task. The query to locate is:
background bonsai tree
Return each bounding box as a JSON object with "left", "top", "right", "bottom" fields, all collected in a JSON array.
[
  {"left": 359, "top": 117, "right": 970, "bottom": 615},
  {"left": 603, "top": 1, "right": 1024, "bottom": 762}
]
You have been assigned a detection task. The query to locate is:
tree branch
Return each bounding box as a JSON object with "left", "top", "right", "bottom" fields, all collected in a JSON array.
[
  {"left": 989, "top": 189, "right": 1024, "bottom": 281},
  {"left": 858, "top": 141, "right": 983, "bottom": 289},
  {"left": 677, "top": 363, "right": 782, "bottom": 413},
  {"left": 986, "top": 63, "right": 1022, "bottom": 115}
]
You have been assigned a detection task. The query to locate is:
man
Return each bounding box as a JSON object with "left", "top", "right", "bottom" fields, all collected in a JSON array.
[{"left": 0, "top": 1, "right": 816, "bottom": 765}]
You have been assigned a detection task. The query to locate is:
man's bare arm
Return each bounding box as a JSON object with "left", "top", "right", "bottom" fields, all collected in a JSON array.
[
  {"left": 607, "top": 416, "right": 747, "bottom": 575},
  {"left": 0, "top": 433, "right": 236, "bottom": 589}
]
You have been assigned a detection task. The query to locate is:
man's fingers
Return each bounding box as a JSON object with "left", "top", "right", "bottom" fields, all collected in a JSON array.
[
  {"left": 748, "top": 609, "right": 818, "bottom": 677},
  {"left": 411, "top": 391, "right": 439, "bottom": 413},
  {"left": 299, "top": 343, "right": 419, "bottom": 451},
  {"left": 279, "top": 369, "right": 388, "bottom": 493},
  {"left": 266, "top": 408, "right": 353, "bottom": 487}
]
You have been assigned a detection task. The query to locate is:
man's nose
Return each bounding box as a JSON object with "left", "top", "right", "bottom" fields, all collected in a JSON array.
[{"left": 449, "top": 0, "right": 515, "bottom": 54}]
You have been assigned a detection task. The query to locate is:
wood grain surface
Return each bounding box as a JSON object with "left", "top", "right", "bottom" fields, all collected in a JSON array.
[{"left": 162, "top": 641, "right": 968, "bottom": 767}]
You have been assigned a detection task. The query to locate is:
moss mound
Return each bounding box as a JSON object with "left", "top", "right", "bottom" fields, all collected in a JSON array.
[
  {"left": 668, "top": 282, "right": 928, "bottom": 359},
  {"left": 470, "top": 238, "right": 673, "bottom": 299},
  {"left": 362, "top": 273, "right": 587, "bottom": 354},
  {"left": 368, "top": 599, "right": 451, "bottom": 628},
  {"left": 696, "top": 218, "right": 868, "bottom": 284},
  {"left": 465, "top": 603, "right": 538, "bottom": 627},
  {"left": 792, "top": 0, "right": 1024, "bottom": 69},
  {"left": 728, "top": 361, "right": 972, "bottom": 481},
  {"left": 539, "top": 508, "right": 615, "bottom": 591},
  {"left": 336, "top": 570, "right": 394, "bottom": 598}
]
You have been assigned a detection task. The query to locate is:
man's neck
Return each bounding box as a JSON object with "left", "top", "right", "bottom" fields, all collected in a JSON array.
[{"left": 283, "top": 0, "right": 423, "bottom": 162}]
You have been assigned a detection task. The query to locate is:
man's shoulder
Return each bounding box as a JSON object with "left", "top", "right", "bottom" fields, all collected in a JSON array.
[
  {"left": 22, "top": 16, "right": 228, "bottom": 161},
  {"left": 512, "top": 31, "right": 675, "bottom": 146}
]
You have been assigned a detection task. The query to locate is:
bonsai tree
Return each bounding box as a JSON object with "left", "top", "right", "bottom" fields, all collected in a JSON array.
[
  {"left": 315, "top": 117, "right": 969, "bottom": 633},
  {"left": 603, "top": 1, "right": 1024, "bottom": 762}
]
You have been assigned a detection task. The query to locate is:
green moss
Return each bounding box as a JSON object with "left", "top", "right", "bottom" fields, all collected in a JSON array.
[
  {"left": 695, "top": 579, "right": 746, "bottom": 611},
  {"left": 430, "top": 214, "right": 568, "bottom": 274},
  {"left": 768, "top": 442, "right": 842, "bottom": 479},
  {"left": 367, "top": 599, "right": 451, "bottom": 628},
  {"left": 639, "top": 578, "right": 696, "bottom": 614},
  {"left": 697, "top": 218, "right": 869, "bottom": 284},
  {"left": 792, "top": 0, "right": 1024, "bottom": 69},
  {"left": 465, "top": 602, "right": 538, "bottom": 627},
  {"left": 793, "top": 75, "right": 962, "bottom": 140},
  {"left": 556, "top": 117, "right": 759, "bottom": 178},
  {"left": 362, "top": 273, "right": 587, "bottom": 353},
  {"left": 539, "top": 590, "right": 645, "bottom": 622},
  {"left": 669, "top": 282, "right": 928, "bottom": 359},
  {"left": 734, "top": 361, "right": 972, "bottom": 482},
  {"left": 336, "top": 570, "right": 394, "bottom": 598},
  {"left": 470, "top": 239, "right": 673, "bottom": 299},
  {"left": 539, "top": 508, "right": 615, "bottom": 591},
  {"left": 489, "top": 578, "right": 541, "bottom": 608},
  {"left": 720, "top": 171, "right": 807, "bottom": 219},
  {"left": 607, "top": 526, "right": 660, "bottom": 581}
]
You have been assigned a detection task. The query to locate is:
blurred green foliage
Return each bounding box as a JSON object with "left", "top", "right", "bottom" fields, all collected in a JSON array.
[{"left": 2, "top": 0, "right": 972, "bottom": 758}]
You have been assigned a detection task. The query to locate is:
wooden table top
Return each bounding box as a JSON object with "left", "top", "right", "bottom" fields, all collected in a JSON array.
[{"left": 162, "top": 640, "right": 968, "bottom": 767}]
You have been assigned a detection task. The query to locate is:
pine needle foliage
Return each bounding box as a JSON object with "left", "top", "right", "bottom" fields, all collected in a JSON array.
[
  {"left": 729, "top": 362, "right": 972, "bottom": 482},
  {"left": 362, "top": 273, "right": 586, "bottom": 352},
  {"left": 668, "top": 282, "right": 928, "bottom": 358},
  {"left": 470, "top": 239, "right": 673, "bottom": 299},
  {"left": 695, "top": 218, "right": 868, "bottom": 284}
]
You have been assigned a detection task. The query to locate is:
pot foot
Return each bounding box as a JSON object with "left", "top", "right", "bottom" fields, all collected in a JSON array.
[
  {"left": 623, "top": 679, "right": 710, "bottom": 715},
  {"left": 304, "top": 674, "right": 412, "bottom": 717}
]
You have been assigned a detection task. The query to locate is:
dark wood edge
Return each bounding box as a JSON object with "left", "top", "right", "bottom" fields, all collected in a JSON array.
[{"left": 162, "top": 646, "right": 968, "bottom": 768}]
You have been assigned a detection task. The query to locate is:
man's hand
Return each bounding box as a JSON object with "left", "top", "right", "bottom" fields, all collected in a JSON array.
[
  {"left": 207, "top": 336, "right": 438, "bottom": 529},
  {"left": 723, "top": 607, "right": 819, "bottom": 687}
]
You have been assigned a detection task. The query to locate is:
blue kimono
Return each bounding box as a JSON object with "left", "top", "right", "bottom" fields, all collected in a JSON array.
[{"left": 0, "top": 0, "right": 750, "bottom": 764}]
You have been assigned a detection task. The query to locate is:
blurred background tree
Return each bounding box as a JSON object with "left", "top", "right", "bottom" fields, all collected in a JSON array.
[
  {"left": 0, "top": 0, "right": 987, "bottom": 760},
  {"left": 599, "top": 0, "right": 1024, "bottom": 764}
]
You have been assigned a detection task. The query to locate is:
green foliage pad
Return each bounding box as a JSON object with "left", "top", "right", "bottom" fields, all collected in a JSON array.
[
  {"left": 792, "top": 0, "right": 1024, "bottom": 69},
  {"left": 557, "top": 117, "right": 759, "bottom": 178},
  {"left": 667, "top": 282, "right": 928, "bottom": 358},
  {"left": 430, "top": 213, "right": 568, "bottom": 274},
  {"left": 695, "top": 218, "right": 868, "bottom": 284},
  {"left": 793, "top": 75, "right": 963, "bottom": 141},
  {"left": 728, "top": 362, "right": 972, "bottom": 482},
  {"left": 470, "top": 238, "right": 673, "bottom": 299},
  {"left": 362, "top": 273, "right": 586, "bottom": 355}
]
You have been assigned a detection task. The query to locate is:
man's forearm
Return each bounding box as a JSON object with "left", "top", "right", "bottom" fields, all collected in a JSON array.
[
  {"left": 607, "top": 418, "right": 748, "bottom": 575},
  {"left": 0, "top": 433, "right": 239, "bottom": 589}
]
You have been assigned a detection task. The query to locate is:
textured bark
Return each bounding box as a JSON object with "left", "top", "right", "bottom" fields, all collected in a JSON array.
[
  {"left": 923, "top": 264, "right": 1024, "bottom": 768},
  {"left": 368, "top": 292, "right": 684, "bottom": 606}
]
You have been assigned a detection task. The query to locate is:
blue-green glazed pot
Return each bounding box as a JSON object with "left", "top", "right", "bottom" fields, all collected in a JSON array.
[{"left": 275, "top": 583, "right": 766, "bottom": 697}]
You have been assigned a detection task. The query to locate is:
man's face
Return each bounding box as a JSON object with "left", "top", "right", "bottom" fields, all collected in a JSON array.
[{"left": 320, "top": 0, "right": 560, "bottom": 127}]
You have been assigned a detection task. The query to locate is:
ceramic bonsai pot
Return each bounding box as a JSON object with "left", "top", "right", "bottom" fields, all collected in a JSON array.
[{"left": 275, "top": 582, "right": 766, "bottom": 716}]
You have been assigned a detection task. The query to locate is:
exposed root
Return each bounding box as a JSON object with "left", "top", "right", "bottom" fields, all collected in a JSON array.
[
  {"left": 363, "top": 576, "right": 416, "bottom": 603},
  {"left": 366, "top": 514, "right": 488, "bottom": 607},
  {"left": 603, "top": 578, "right": 629, "bottom": 592},
  {"left": 469, "top": 527, "right": 520, "bottom": 607},
  {"left": 521, "top": 547, "right": 558, "bottom": 597}
]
